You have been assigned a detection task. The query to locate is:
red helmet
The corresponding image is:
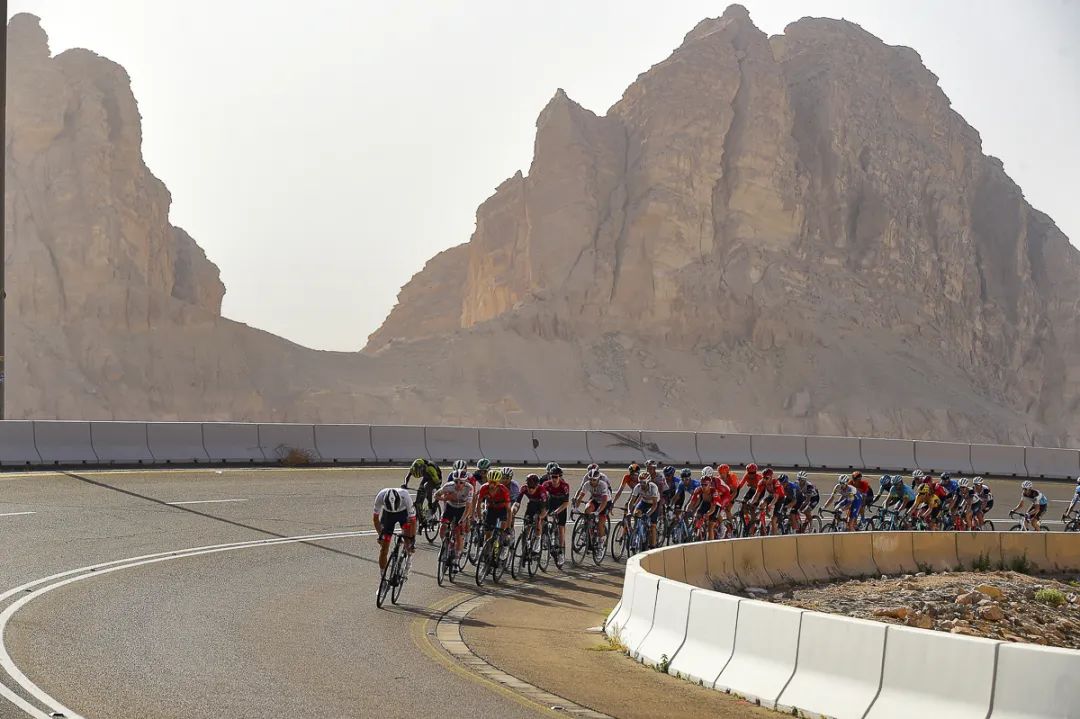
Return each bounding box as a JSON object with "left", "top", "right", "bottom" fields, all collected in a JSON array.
[
  {"left": 762, "top": 467, "right": 774, "bottom": 477},
  {"left": 746, "top": 463, "right": 758, "bottom": 473},
  {"left": 719, "top": 464, "right": 730, "bottom": 474}
]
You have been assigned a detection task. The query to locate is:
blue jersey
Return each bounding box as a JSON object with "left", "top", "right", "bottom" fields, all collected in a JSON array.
[
  {"left": 940, "top": 479, "right": 958, "bottom": 497},
  {"left": 506, "top": 480, "right": 521, "bottom": 503}
]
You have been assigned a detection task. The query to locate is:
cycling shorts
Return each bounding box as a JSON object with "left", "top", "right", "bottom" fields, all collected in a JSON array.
[
  {"left": 442, "top": 505, "right": 466, "bottom": 525},
  {"left": 1031, "top": 504, "right": 1047, "bottom": 519},
  {"left": 523, "top": 501, "right": 544, "bottom": 521},
  {"left": 635, "top": 500, "right": 659, "bottom": 523},
  {"left": 546, "top": 497, "right": 568, "bottom": 525},
  {"left": 585, "top": 498, "right": 610, "bottom": 516},
  {"left": 379, "top": 509, "right": 411, "bottom": 541},
  {"left": 484, "top": 506, "right": 509, "bottom": 529},
  {"left": 661, "top": 487, "right": 676, "bottom": 503},
  {"left": 799, "top": 495, "right": 820, "bottom": 512},
  {"left": 694, "top": 502, "right": 717, "bottom": 518}
]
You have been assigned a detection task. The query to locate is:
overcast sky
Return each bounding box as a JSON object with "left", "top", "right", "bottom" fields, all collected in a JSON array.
[{"left": 8, "top": 1, "right": 1079, "bottom": 351}]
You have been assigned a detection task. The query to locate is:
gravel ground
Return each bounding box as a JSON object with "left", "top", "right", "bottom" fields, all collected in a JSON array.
[{"left": 756, "top": 571, "right": 1080, "bottom": 649}]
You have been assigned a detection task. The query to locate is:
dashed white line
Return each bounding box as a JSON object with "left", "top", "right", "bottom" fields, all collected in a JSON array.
[
  {"left": 0, "top": 512, "right": 35, "bottom": 518},
  {"left": 165, "top": 498, "right": 248, "bottom": 506}
]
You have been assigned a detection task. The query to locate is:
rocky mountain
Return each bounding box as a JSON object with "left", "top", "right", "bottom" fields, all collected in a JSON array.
[{"left": 6, "top": 9, "right": 1079, "bottom": 447}]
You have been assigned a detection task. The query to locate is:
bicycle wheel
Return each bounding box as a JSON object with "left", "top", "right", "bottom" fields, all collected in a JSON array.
[
  {"left": 591, "top": 521, "right": 608, "bottom": 565},
  {"left": 467, "top": 523, "right": 483, "bottom": 566},
  {"left": 376, "top": 541, "right": 397, "bottom": 608},
  {"left": 610, "top": 520, "right": 629, "bottom": 562},
  {"left": 423, "top": 505, "right": 441, "bottom": 543},
  {"left": 493, "top": 538, "right": 509, "bottom": 582},
  {"left": 570, "top": 515, "right": 588, "bottom": 566},
  {"left": 510, "top": 533, "right": 525, "bottom": 580},
  {"left": 436, "top": 540, "right": 449, "bottom": 587},
  {"left": 1008, "top": 524, "right": 1022, "bottom": 531},
  {"left": 391, "top": 551, "right": 410, "bottom": 605},
  {"left": 538, "top": 525, "right": 552, "bottom": 573},
  {"left": 475, "top": 539, "right": 492, "bottom": 586}
]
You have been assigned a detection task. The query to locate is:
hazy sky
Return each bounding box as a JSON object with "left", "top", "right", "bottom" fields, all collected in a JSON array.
[{"left": 8, "top": 1, "right": 1079, "bottom": 351}]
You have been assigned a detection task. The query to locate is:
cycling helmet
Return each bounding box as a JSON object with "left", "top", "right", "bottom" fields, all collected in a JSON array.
[
  {"left": 973, "top": 476, "right": 984, "bottom": 486},
  {"left": 958, "top": 477, "right": 971, "bottom": 488},
  {"left": 477, "top": 458, "right": 491, "bottom": 471},
  {"left": 719, "top": 464, "right": 731, "bottom": 474},
  {"left": 628, "top": 463, "right": 641, "bottom": 474},
  {"left": 762, "top": 467, "right": 775, "bottom": 477},
  {"left": 701, "top": 466, "right": 716, "bottom": 479},
  {"left": 488, "top": 468, "right": 503, "bottom": 483},
  {"left": 680, "top": 468, "right": 693, "bottom": 480},
  {"left": 646, "top": 459, "right": 658, "bottom": 469},
  {"left": 545, "top": 461, "right": 558, "bottom": 474},
  {"left": 526, "top": 473, "right": 540, "bottom": 485},
  {"left": 1075, "top": 477, "right": 1080, "bottom": 485},
  {"left": 383, "top": 488, "right": 406, "bottom": 512},
  {"left": 1021, "top": 480, "right": 1033, "bottom": 490},
  {"left": 778, "top": 473, "right": 790, "bottom": 483},
  {"left": 501, "top": 466, "right": 514, "bottom": 480},
  {"left": 838, "top": 474, "right": 851, "bottom": 486},
  {"left": 452, "top": 459, "right": 467, "bottom": 472},
  {"left": 451, "top": 469, "right": 469, "bottom": 482},
  {"left": 940, "top": 472, "right": 952, "bottom": 482},
  {"left": 746, "top": 463, "right": 758, "bottom": 473},
  {"left": 587, "top": 467, "right": 603, "bottom": 481},
  {"left": 587, "top": 463, "right": 599, "bottom": 473},
  {"left": 663, "top": 465, "right": 676, "bottom": 478},
  {"left": 879, "top": 475, "right": 893, "bottom": 489},
  {"left": 410, "top": 459, "right": 426, "bottom": 476},
  {"left": 912, "top": 469, "right": 925, "bottom": 480},
  {"left": 852, "top": 471, "right": 863, "bottom": 480},
  {"left": 892, "top": 475, "right": 905, "bottom": 487},
  {"left": 796, "top": 471, "right": 809, "bottom": 483},
  {"left": 917, "top": 483, "right": 931, "bottom": 495},
  {"left": 551, "top": 466, "right": 564, "bottom": 477}
]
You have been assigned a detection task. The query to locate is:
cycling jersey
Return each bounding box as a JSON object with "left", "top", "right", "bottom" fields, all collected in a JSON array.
[
  {"left": 761, "top": 479, "right": 786, "bottom": 501},
  {"left": 645, "top": 471, "right": 667, "bottom": 493},
  {"left": 629, "top": 480, "right": 660, "bottom": 505},
  {"left": 713, "top": 481, "right": 733, "bottom": 506},
  {"left": 689, "top": 486, "right": 721, "bottom": 514},
  {"left": 373, "top": 488, "right": 416, "bottom": 517},
  {"left": 620, "top": 473, "right": 640, "bottom": 492},
  {"left": 672, "top": 478, "right": 700, "bottom": 509},
  {"left": 435, "top": 481, "right": 474, "bottom": 509},
  {"left": 476, "top": 483, "right": 512, "bottom": 510},
  {"left": 888, "top": 483, "right": 917, "bottom": 503},
  {"left": 518, "top": 483, "right": 548, "bottom": 505},
  {"left": 504, "top": 479, "right": 521, "bottom": 503},
  {"left": 913, "top": 493, "right": 941, "bottom": 510},
  {"left": 468, "top": 471, "right": 486, "bottom": 487},
  {"left": 579, "top": 477, "right": 613, "bottom": 501},
  {"left": 741, "top": 471, "right": 761, "bottom": 496},
  {"left": 542, "top": 478, "right": 571, "bottom": 503},
  {"left": 405, "top": 461, "right": 441, "bottom": 486},
  {"left": 717, "top": 471, "right": 739, "bottom": 493},
  {"left": 940, "top": 479, "right": 958, "bottom": 497},
  {"left": 1023, "top": 489, "right": 1049, "bottom": 506}
]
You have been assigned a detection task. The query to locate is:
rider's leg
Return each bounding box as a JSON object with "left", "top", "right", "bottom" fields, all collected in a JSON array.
[{"left": 378, "top": 537, "right": 390, "bottom": 571}]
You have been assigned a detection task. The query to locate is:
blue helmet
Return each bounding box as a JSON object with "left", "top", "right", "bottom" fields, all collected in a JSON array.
[
  {"left": 663, "top": 465, "right": 676, "bottom": 478},
  {"left": 879, "top": 474, "right": 893, "bottom": 489},
  {"left": 680, "top": 468, "right": 692, "bottom": 479}
]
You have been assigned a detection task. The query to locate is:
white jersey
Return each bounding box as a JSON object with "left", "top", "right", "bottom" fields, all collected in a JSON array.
[
  {"left": 646, "top": 472, "right": 667, "bottom": 492},
  {"left": 578, "top": 476, "right": 612, "bottom": 501},
  {"left": 436, "top": 480, "right": 474, "bottom": 509},
  {"left": 630, "top": 480, "right": 660, "bottom": 504},
  {"left": 373, "top": 487, "right": 416, "bottom": 517}
]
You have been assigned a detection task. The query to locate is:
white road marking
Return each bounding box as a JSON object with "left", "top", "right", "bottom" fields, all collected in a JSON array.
[
  {"left": 165, "top": 498, "right": 247, "bottom": 506},
  {"left": 0, "top": 529, "right": 375, "bottom": 719},
  {"left": 0, "top": 512, "right": 35, "bottom": 518}
]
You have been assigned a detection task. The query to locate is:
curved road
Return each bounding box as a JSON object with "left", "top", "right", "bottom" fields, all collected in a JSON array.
[{"left": 0, "top": 467, "right": 1073, "bottom": 719}]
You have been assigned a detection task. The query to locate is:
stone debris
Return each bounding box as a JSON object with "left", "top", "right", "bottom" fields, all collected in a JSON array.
[{"left": 767, "top": 571, "right": 1080, "bottom": 650}]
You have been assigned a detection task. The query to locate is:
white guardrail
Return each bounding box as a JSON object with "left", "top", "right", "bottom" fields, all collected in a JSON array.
[
  {"left": 608, "top": 535, "right": 1080, "bottom": 719},
  {"left": 0, "top": 421, "right": 1078, "bottom": 478}
]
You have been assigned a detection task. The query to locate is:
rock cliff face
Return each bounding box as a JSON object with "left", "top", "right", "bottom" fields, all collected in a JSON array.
[
  {"left": 365, "top": 6, "right": 1080, "bottom": 446},
  {"left": 6, "top": 10, "right": 1079, "bottom": 446}
]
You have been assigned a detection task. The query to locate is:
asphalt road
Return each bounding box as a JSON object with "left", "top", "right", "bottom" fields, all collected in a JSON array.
[{"left": 0, "top": 467, "right": 1074, "bottom": 719}]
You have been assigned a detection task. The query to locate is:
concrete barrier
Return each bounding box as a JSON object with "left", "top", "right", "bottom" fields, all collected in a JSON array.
[
  {"left": 970, "top": 443, "right": 1027, "bottom": 477},
  {"left": 730, "top": 538, "right": 772, "bottom": 589},
  {"left": 145, "top": 423, "right": 209, "bottom": 463},
  {"left": 1000, "top": 531, "right": 1050, "bottom": 572},
  {"left": 640, "top": 430, "right": 700, "bottom": 466},
  {"left": 202, "top": 423, "right": 264, "bottom": 463},
  {"left": 704, "top": 540, "right": 740, "bottom": 590},
  {"left": 695, "top": 432, "right": 753, "bottom": 466},
  {"left": 990, "top": 643, "right": 1080, "bottom": 719},
  {"left": 750, "top": 434, "right": 808, "bottom": 468},
  {"left": 806, "top": 435, "right": 862, "bottom": 469},
  {"left": 531, "top": 429, "right": 590, "bottom": 465},
  {"left": 715, "top": 600, "right": 802, "bottom": 705},
  {"left": 1046, "top": 532, "right": 1080, "bottom": 573},
  {"left": 682, "top": 542, "right": 709, "bottom": 588},
  {"left": 621, "top": 571, "right": 660, "bottom": 654},
  {"left": 667, "top": 589, "right": 740, "bottom": 685},
  {"left": 662, "top": 544, "right": 687, "bottom": 584},
  {"left": 761, "top": 536, "right": 806, "bottom": 585},
  {"left": 833, "top": 532, "right": 878, "bottom": 577},
  {"left": 859, "top": 437, "right": 916, "bottom": 471},
  {"left": 424, "top": 426, "right": 481, "bottom": 463},
  {"left": 912, "top": 532, "right": 960, "bottom": 572},
  {"left": 871, "top": 532, "right": 918, "bottom": 575},
  {"left": 477, "top": 428, "right": 538, "bottom": 464},
  {"left": 635, "top": 578, "right": 692, "bottom": 665},
  {"left": 955, "top": 531, "right": 1002, "bottom": 569},
  {"left": 913, "top": 440, "right": 972, "bottom": 473},
  {"left": 33, "top": 421, "right": 97, "bottom": 464},
  {"left": 1024, "top": 446, "right": 1079, "bottom": 479},
  {"left": 89, "top": 421, "right": 154, "bottom": 464},
  {"left": 795, "top": 533, "right": 842, "bottom": 582},
  {"left": 313, "top": 424, "right": 377, "bottom": 462},
  {"left": 586, "top": 430, "right": 645, "bottom": 465},
  {"left": 605, "top": 561, "right": 640, "bottom": 635},
  {"left": 258, "top": 424, "right": 320, "bottom": 462},
  {"left": 369, "top": 425, "right": 427, "bottom": 463},
  {"left": 777, "top": 612, "right": 886, "bottom": 719},
  {"left": 0, "top": 421, "right": 41, "bottom": 465},
  {"left": 865, "top": 625, "right": 998, "bottom": 718}
]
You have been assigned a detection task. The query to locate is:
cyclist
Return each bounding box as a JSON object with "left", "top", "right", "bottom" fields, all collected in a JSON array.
[
  {"left": 476, "top": 468, "right": 512, "bottom": 542},
  {"left": 573, "top": 467, "right": 613, "bottom": 540},
  {"left": 501, "top": 466, "right": 521, "bottom": 527},
  {"left": 794, "top": 472, "right": 820, "bottom": 533},
  {"left": 611, "top": 463, "right": 641, "bottom": 510},
  {"left": 671, "top": 468, "right": 699, "bottom": 513},
  {"left": 627, "top": 468, "right": 661, "bottom": 546},
  {"left": 716, "top": 464, "right": 740, "bottom": 495},
  {"left": 644, "top": 460, "right": 669, "bottom": 505},
  {"left": 750, "top": 469, "right": 786, "bottom": 535},
  {"left": 953, "top": 477, "right": 975, "bottom": 530},
  {"left": 822, "top": 474, "right": 851, "bottom": 512},
  {"left": 686, "top": 470, "right": 722, "bottom": 539},
  {"left": 884, "top": 474, "right": 917, "bottom": 513},
  {"left": 434, "top": 470, "right": 474, "bottom": 559},
  {"left": 541, "top": 466, "right": 571, "bottom": 557},
  {"left": 659, "top": 465, "right": 678, "bottom": 505},
  {"left": 515, "top": 473, "right": 549, "bottom": 546},
  {"left": 908, "top": 482, "right": 940, "bottom": 528},
  {"left": 910, "top": 469, "right": 927, "bottom": 491},
  {"left": 972, "top": 477, "right": 993, "bottom": 527},
  {"left": 775, "top": 473, "right": 801, "bottom": 534},
  {"left": 469, "top": 458, "right": 491, "bottom": 488},
  {"left": 372, "top": 485, "right": 416, "bottom": 571},
  {"left": 1012, "top": 480, "right": 1048, "bottom": 530},
  {"left": 1062, "top": 478, "right": 1080, "bottom": 523},
  {"left": 739, "top": 463, "right": 762, "bottom": 502},
  {"left": 850, "top": 471, "right": 875, "bottom": 521},
  {"left": 404, "top": 458, "right": 442, "bottom": 520}
]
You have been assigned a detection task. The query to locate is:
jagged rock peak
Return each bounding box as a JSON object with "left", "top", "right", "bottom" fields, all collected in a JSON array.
[
  {"left": 684, "top": 4, "right": 756, "bottom": 43},
  {"left": 8, "top": 13, "right": 50, "bottom": 60}
]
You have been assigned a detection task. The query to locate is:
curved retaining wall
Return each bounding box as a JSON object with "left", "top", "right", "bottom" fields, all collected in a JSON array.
[
  {"left": 606, "top": 533, "right": 1080, "bottom": 719},
  {"left": 2, "top": 421, "right": 1078, "bottom": 479}
]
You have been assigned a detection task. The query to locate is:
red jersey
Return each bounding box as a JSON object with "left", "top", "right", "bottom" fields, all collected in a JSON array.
[
  {"left": 621, "top": 473, "right": 640, "bottom": 490},
  {"left": 713, "top": 481, "right": 733, "bottom": 505},
  {"left": 741, "top": 471, "right": 760, "bottom": 493},
  {"left": 931, "top": 482, "right": 948, "bottom": 499},
  {"left": 690, "top": 486, "right": 719, "bottom": 507},
  {"left": 477, "top": 483, "right": 511, "bottom": 509},
  {"left": 717, "top": 471, "right": 739, "bottom": 493},
  {"left": 519, "top": 483, "right": 548, "bottom": 504},
  {"left": 763, "top": 478, "right": 786, "bottom": 499},
  {"left": 542, "top": 478, "right": 570, "bottom": 501},
  {"left": 853, "top": 478, "right": 872, "bottom": 495}
]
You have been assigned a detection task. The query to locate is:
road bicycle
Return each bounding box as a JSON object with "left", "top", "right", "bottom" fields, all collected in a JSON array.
[
  {"left": 475, "top": 524, "right": 512, "bottom": 586},
  {"left": 416, "top": 497, "right": 442, "bottom": 544},
  {"left": 538, "top": 511, "right": 566, "bottom": 571},
  {"left": 627, "top": 511, "right": 652, "bottom": 557},
  {"left": 1063, "top": 510, "right": 1080, "bottom": 533},
  {"left": 1008, "top": 510, "right": 1050, "bottom": 532},
  {"left": 436, "top": 516, "right": 467, "bottom": 587},
  {"left": 664, "top": 507, "right": 691, "bottom": 545},
  {"left": 570, "top": 509, "right": 608, "bottom": 566},
  {"left": 376, "top": 532, "right": 412, "bottom": 608},
  {"left": 514, "top": 516, "right": 543, "bottom": 579}
]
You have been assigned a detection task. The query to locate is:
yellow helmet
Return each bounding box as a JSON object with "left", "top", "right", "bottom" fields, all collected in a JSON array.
[
  {"left": 917, "top": 483, "right": 931, "bottom": 495},
  {"left": 487, "top": 468, "right": 503, "bottom": 484}
]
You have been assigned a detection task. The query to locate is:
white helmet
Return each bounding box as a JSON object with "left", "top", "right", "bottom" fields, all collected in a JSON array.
[
  {"left": 912, "top": 470, "right": 925, "bottom": 480},
  {"left": 501, "top": 466, "right": 514, "bottom": 480},
  {"left": 838, "top": 474, "right": 851, "bottom": 486},
  {"left": 701, "top": 466, "right": 716, "bottom": 479},
  {"left": 1021, "top": 480, "right": 1033, "bottom": 490},
  {"left": 452, "top": 459, "right": 467, "bottom": 472},
  {"left": 383, "top": 489, "right": 406, "bottom": 512},
  {"left": 796, "top": 471, "right": 809, "bottom": 482},
  {"left": 451, "top": 469, "right": 469, "bottom": 482},
  {"left": 587, "top": 467, "right": 602, "bottom": 481},
  {"left": 973, "top": 476, "right": 984, "bottom": 486},
  {"left": 958, "top": 477, "right": 971, "bottom": 488}
]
